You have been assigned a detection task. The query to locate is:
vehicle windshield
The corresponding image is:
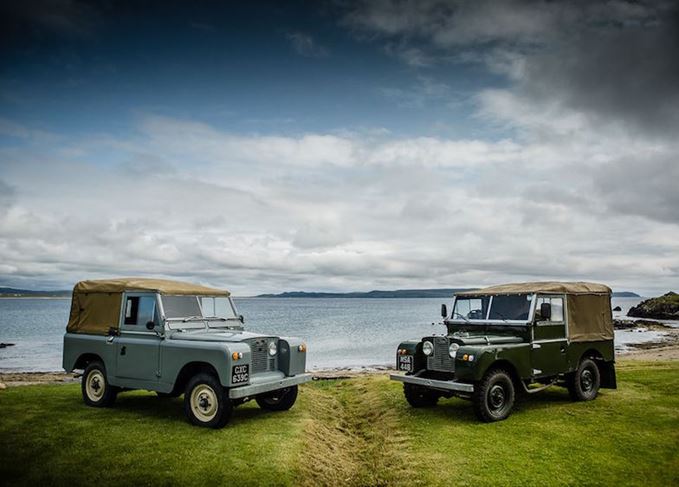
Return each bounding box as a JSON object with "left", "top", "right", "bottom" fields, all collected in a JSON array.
[
  {"left": 162, "top": 295, "right": 239, "bottom": 329},
  {"left": 452, "top": 294, "right": 533, "bottom": 323}
]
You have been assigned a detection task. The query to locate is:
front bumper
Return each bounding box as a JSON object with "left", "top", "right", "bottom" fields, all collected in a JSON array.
[
  {"left": 229, "top": 372, "right": 312, "bottom": 399},
  {"left": 389, "top": 373, "right": 474, "bottom": 393}
]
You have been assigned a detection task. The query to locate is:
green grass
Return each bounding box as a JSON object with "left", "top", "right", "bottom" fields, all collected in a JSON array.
[{"left": 1, "top": 362, "right": 678, "bottom": 486}]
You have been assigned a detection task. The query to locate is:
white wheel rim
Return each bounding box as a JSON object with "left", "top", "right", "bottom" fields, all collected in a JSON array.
[
  {"left": 190, "top": 384, "right": 218, "bottom": 422},
  {"left": 86, "top": 370, "right": 106, "bottom": 401}
]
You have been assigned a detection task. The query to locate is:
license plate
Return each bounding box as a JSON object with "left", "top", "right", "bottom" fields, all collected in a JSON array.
[
  {"left": 398, "top": 355, "right": 413, "bottom": 372},
  {"left": 232, "top": 364, "right": 249, "bottom": 384}
]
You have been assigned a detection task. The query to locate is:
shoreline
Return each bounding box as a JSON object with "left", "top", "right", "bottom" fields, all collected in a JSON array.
[{"left": 2, "top": 340, "right": 678, "bottom": 387}]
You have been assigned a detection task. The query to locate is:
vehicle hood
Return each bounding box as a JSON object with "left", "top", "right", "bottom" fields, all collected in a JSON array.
[
  {"left": 449, "top": 334, "right": 525, "bottom": 346},
  {"left": 168, "top": 329, "right": 274, "bottom": 343}
]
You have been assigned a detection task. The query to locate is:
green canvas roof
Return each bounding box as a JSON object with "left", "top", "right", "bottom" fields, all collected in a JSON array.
[{"left": 456, "top": 281, "right": 613, "bottom": 342}]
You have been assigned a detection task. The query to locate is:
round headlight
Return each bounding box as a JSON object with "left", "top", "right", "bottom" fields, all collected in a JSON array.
[
  {"left": 268, "top": 341, "right": 277, "bottom": 356},
  {"left": 422, "top": 341, "right": 434, "bottom": 356},
  {"left": 448, "top": 342, "right": 460, "bottom": 358}
]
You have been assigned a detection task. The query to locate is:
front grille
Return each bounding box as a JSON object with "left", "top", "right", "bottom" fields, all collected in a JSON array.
[
  {"left": 427, "top": 337, "right": 455, "bottom": 372},
  {"left": 248, "top": 338, "right": 278, "bottom": 374}
]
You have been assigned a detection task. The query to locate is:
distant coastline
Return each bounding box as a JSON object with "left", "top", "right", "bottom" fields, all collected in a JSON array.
[
  {"left": 0, "top": 288, "right": 70, "bottom": 298},
  {"left": 256, "top": 289, "right": 641, "bottom": 299},
  {"left": 1, "top": 286, "right": 640, "bottom": 299}
]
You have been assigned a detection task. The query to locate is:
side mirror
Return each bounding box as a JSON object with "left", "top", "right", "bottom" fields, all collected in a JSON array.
[
  {"left": 146, "top": 320, "right": 156, "bottom": 331},
  {"left": 238, "top": 314, "right": 245, "bottom": 324},
  {"left": 539, "top": 303, "right": 552, "bottom": 320},
  {"left": 107, "top": 327, "right": 118, "bottom": 337},
  {"left": 440, "top": 304, "right": 448, "bottom": 318}
]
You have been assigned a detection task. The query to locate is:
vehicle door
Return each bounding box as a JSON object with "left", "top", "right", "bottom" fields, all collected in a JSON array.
[
  {"left": 115, "top": 293, "right": 162, "bottom": 383},
  {"left": 530, "top": 295, "right": 568, "bottom": 377}
]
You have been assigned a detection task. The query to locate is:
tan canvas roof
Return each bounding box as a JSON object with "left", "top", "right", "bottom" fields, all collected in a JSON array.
[
  {"left": 456, "top": 281, "right": 611, "bottom": 296},
  {"left": 73, "top": 278, "right": 230, "bottom": 296}
]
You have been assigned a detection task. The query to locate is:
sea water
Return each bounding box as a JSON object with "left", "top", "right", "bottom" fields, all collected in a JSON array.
[{"left": 0, "top": 296, "right": 668, "bottom": 372}]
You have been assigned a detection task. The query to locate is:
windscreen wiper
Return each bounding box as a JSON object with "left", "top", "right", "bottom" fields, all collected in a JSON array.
[
  {"left": 181, "top": 315, "right": 205, "bottom": 322},
  {"left": 203, "top": 316, "right": 227, "bottom": 321},
  {"left": 453, "top": 312, "right": 472, "bottom": 324}
]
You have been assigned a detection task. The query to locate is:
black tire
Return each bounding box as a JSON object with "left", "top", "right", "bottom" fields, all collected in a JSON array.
[
  {"left": 568, "top": 358, "right": 601, "bottom": 401},
  {"left": 255, "top": 385, "right": 298, "bottom": 411},
  {"left": 472, "top": 368, "right": 515, "bottom": 422},
  {"left": 82, "top": 361, "right": 118, "bottom": 407},
  {"left": 403, "top": 383, "right": 439, "bottom": 408},
  {"left": 183, "top": 373, "right": 232, "bottom": 428}
]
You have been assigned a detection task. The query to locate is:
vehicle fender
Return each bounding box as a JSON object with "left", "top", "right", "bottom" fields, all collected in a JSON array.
[
  {"left": 454, "top": 344, "right": 531, "bottom": 382},
  {"left": 278, "top": 337, "right": 307, "bottom": 376},
  {"left": 160, "top": 340, "right": 251, "bottom": 388},
  {"left": 397, "top": 340, "right": 427, "bottom": 373},
  {"left": 62, "top": 333, "right": 117, "bottom": 378}
]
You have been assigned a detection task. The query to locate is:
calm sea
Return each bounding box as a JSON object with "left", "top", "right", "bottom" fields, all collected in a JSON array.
[{"left": 0, "top": 296, "right": 657, "bottom": 372}]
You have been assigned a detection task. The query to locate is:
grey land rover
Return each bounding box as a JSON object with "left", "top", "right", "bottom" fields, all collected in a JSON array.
[{"left": 62, "top": 278, "right": 311, "bottom": 428}]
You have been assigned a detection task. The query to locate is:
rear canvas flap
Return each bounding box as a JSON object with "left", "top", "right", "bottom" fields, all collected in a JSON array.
[
  {"left": 66, "top": 291, "right": 122, "bottom": 335},
  {"left": 567, "top": 294, "right": 613, "bottom": 342}
]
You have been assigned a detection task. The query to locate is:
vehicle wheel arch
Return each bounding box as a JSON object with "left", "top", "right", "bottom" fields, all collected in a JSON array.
[
  {"left": 578, "top": 348, "right": 616, "bottom": 389},
  {"left": 578, "top": 348, "right": 605, "bottom": 374},
  {"left": 581, "top": 348, "right": 603, "bottom": 361},
  {"left": 173, "top": 362, "right": 220, "bottom": 396},
  {"left": 74, "top": 353, "right": 104, "bottom": 371},
  {"left": 481, "top": 359, "right": 522, "bottom": 390}
]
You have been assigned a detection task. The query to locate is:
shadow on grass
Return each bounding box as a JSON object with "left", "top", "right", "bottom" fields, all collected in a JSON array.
[
  {"left": 110, "top": 391, "right": 277, "bottom": 424},
  {"left": 409, "top": 386, "right": 609, "bottom": 423}
]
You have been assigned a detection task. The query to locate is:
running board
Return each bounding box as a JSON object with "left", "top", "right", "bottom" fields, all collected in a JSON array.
[{"left": 521, "top": 380, "right": 557, "bottom": 394}]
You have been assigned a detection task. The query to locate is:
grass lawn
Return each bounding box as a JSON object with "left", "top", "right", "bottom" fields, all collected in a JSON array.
[{"left": 1, "top": 361, "right": 678, "bottom": 486}]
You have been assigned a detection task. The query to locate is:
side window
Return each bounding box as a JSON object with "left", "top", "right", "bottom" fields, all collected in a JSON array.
[
  {"left": 124, "top": 297, "right": 139, "bottom": 325},
  {"left": 537, "top": 297, "right": 564, "bottom": 322},
  {"left": 124, "top": 296, "right": 157, "bottom": 327}
]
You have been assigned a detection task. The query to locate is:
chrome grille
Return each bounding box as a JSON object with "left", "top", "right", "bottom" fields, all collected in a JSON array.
[
  {"left": 427, "top": 337, "right": 455, "bottom": 372},
  {"left": 248, "top": 338, "right": 277, "bottom": 374}
]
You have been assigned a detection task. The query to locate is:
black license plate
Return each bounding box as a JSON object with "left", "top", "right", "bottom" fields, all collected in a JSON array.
[
  {"left": 398, "top": 355, "right": 413, "bottom": 372},
  {"left": 232, "top": 364, "right": 249, "bottom": 384}
]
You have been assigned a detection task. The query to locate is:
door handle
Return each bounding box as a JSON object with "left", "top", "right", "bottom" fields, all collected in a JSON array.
[
  {"left": 120, "top": 346, "right": 127, "bottom": 356},
  {"left": 560, "top": 345, "right": 566, "bottom": 353}
]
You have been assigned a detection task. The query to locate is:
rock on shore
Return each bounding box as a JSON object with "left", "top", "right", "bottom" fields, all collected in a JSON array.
[{"left": 628, "top": 292, "right": 679, "bottom": 320}]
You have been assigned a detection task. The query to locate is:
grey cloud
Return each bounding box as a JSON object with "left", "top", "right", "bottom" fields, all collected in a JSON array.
[
  {"left": 286, "top": 32, "right": 329, "bottom": 58},
  {"left": 1, "top": 116, "right": 678, "bottom": 296},
  {"left": 519, "top": 9, "right": 679, "bottom": 135},
  {"left": 346, "top": 1, "right": 679, "bottom": 134},
  {"left": 384, "top": 42, "right": 435, "bottom": 66},
  {"left": 594, "top": 153, "right": 679, "bottom": 224}
]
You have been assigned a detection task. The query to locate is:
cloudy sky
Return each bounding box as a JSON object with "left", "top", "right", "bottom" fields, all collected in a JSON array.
[{"left": 1, "top": 0, "right": 678, "bottom": 295}]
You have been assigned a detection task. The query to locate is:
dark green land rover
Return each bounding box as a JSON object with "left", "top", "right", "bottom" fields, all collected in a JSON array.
[{"left": 390, "top": 282, "right": 616, "bottom": 422}]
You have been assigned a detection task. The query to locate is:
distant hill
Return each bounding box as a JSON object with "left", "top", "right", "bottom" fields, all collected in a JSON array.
[
  {"left": 0, "top": 286, "right": 639, "bottom": 299},
  {"left": 0, "top": 287, "right": 70, "bottom": 297},
  {"left": 258, "top": 289, "right": 640, "bottom": 299},
  {"left": 257, "top": 289, "right": 474, "bottom": 298}
]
